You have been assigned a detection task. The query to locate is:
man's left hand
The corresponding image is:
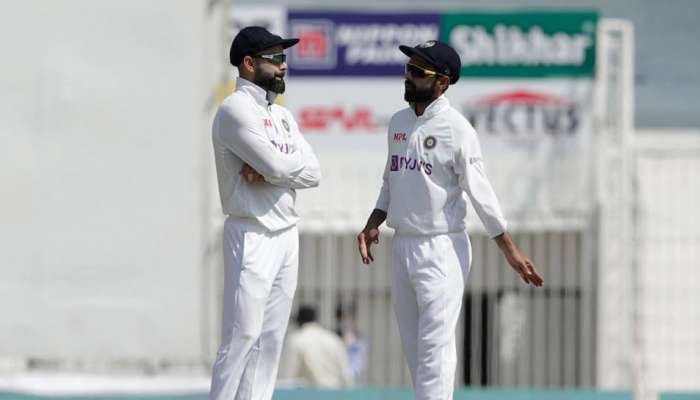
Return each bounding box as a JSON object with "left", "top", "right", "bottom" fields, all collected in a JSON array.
[
  {"left": 240, "top": 163, "right": 266, "bottom": 184},
  {"left": 507, "top": 254, "right": 544, "bottom": 287}
]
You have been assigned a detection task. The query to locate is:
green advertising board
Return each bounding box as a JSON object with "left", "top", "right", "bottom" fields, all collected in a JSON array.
[{"left": 440, "top": 11, "right": 598, "bottom": 78}]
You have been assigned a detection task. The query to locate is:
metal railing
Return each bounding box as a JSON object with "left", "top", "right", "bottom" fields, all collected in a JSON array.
[{"left": 290, "top": 229, "right": 597, "bottom": 388}]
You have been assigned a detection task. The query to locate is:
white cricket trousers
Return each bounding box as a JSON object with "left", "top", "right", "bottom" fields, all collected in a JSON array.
[
  {"left": 210, "top": 217, "right": 298, "bottom": 400},
  {"left": 392, "top": 231, "right": 472, "bottom": 400}
]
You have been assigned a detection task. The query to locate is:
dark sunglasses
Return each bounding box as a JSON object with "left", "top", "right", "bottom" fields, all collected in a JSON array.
[
  {"left": 254, "top": 52, "right": 287, "bottom": 66},
  {"left": 405, "top": 63, "right": 446, "bottom": 79}
]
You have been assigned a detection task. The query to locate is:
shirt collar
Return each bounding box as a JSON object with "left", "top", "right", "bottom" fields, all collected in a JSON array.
[
  {"left": 411, "top": 94, "right": 450, "bottom": 119},
  {"left": 236, "top": 77, "right": 279, "bottom": 106},
  {"left": 421, "top": 95, "right": 449, "bottom": 119}
]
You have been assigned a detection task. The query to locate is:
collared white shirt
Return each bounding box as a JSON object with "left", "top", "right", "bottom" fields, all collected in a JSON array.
[
  {"left": 375, "top": 95, "right": 507, "bottom": 237},
  {"left": 213, "top": 77, "right": 321, "bottom": 232}
]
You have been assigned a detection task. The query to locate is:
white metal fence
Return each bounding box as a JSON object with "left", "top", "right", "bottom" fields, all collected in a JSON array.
[{"left": 287, "top": 230, "right": 598, "bottom": 387}]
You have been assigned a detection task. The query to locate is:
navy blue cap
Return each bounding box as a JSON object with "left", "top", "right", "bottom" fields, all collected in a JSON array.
[
  {"left": 230, "top": 26, "right": 299, "bottom": 66},
  {"left": 399, "top": 40, "right": 462, "bottom": 84}
]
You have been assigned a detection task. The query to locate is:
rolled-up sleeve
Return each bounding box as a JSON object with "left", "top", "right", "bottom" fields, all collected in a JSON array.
[{"left": 453, "top": 125, "right": 507, "bottom": 238}]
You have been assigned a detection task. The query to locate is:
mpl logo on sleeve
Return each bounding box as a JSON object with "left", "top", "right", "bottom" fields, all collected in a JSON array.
[{"left": 393, "top": 132, "right": 407, "bottom": 142}]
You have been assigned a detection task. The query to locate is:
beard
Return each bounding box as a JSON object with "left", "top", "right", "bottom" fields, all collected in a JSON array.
[
  {"left": 254, "top": 67, "right": 286, "bottom": 94},
  {"left": 404, "top": 79, "right": 436, "bottom": 103}
]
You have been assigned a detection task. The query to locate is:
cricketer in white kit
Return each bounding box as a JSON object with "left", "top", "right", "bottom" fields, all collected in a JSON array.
[
  {"left": 358, "top": 40, "right": 544, "bottom": 400},
  {"left": 210, "top": 27, "right": 321, "bottom": 400}
]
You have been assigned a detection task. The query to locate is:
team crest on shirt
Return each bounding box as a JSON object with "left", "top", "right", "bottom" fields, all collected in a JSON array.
[
  {"left": 424, "top": 136, "right": 437, "bottom": 149},
  {"left": 281, "top": 119, "right": 290, "bottom": 132}
]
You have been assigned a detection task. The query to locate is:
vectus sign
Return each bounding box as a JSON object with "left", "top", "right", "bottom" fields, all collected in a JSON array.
[{"left": 462, "top": 90, "right": 581, "bottom": 137}]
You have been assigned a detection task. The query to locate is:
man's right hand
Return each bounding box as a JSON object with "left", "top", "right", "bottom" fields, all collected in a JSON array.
[
  {"left": 494, "top": 232, "right": 544, "bottom": 287},
  {"left": 240, "top": 163, "right": 266, "bottom": 184},
  {"left": 357, "top": 227, "right": 380, "bottom": 265}
]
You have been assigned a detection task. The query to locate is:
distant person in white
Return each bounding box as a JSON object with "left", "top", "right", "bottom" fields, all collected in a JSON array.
[
  {"left": 279, "top": 305, "right": 354, "bottom": 388},
  {"left": 210, "top": 26, "right": 321, "bottom": 400},
  {"left": 357, "top": 40, "right": 544, "bottom": 400}
]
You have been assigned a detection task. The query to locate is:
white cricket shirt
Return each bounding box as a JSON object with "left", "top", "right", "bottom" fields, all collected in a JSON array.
[
  {"left": 375, "top": 95, "right": 507, "bottom": 238},
  {"left": 213, "top": 78, "right": 321, "bottom": 232}
]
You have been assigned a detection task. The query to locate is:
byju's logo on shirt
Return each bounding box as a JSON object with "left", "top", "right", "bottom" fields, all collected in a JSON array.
[
  {"left": 390, "top": 155, "right": 433, "bottom": 175},
  {"left": 271, "top": 140, "right": 291, "bottom": 154}
]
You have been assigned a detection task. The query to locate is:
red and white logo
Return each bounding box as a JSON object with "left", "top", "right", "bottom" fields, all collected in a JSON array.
[
  {"left": 463, "top": 90, "right": 581, "bottom": 137},
  {"left": 299, "top": 106, "right": 379, "bottom": 132},
  {"left": 298, "top": 30, "right": 327, "bottom": 58},
  {"left": 289, "top": 20, "right": 336, "bottom": 69}
]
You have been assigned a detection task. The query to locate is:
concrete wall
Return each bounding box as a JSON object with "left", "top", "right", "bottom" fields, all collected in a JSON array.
[
  {"left": 0, "top": 1, "right": 223, "bottom": 367},
  {"left": 634, "top": 131, "right": 700, "bottom": 397}
]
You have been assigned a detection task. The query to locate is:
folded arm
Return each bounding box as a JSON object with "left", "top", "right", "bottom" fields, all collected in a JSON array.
[
  {"left": 217, "top": 103, "right": 307, "bottom": 181},
  {"left": 264, "top": 129, "right": 321, "bottom": 189}
]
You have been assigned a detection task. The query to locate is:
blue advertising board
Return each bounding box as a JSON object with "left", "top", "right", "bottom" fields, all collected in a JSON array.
[{"left": 287, "top": 11, "right": 440, "bottom": 76}]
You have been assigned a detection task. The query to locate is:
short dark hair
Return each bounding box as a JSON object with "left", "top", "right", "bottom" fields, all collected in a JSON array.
[{"left": 295, "top": 305, "right": 317, "bottom": 326}]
